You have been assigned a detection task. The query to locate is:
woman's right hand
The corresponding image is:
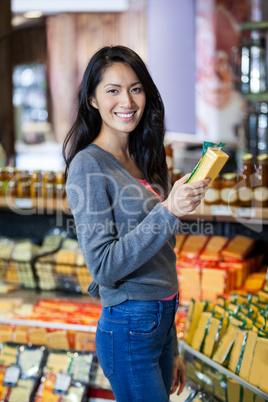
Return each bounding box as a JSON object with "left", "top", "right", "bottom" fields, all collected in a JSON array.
[{"left": 162, "top": 173, "right": 211, "bottom": 218}]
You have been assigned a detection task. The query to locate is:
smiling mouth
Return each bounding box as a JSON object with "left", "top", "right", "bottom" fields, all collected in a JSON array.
[{"left": 114, "top": 111, "right": 136, "bottom": 119}]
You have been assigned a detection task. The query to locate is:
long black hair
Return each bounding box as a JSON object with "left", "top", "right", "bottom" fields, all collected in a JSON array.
[{"left": 63, "top": 45, "right": 169, "bottom": 197}]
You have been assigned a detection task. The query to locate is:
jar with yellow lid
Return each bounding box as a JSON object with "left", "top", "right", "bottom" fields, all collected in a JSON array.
[
  {"left": 18, "top": 170, "right": 31, "bottom": 183},
  {"left": 5, "top": 181, "right": 17, "bottom": 197},
  {"left": 32, "top": 170, "right": 43, "bottom": 183},
  {"left": 30, "top": 182, "right": 43, "bottom": 198},
  {"left": 253, "top": 154, "right": 268, "bottom": 208},
  {"left": 5, "top": 167, "right": 17, "bottom": 182},
  {"left": 44, "top": 171, "right": 56, "bottom": 184},
  {"left": 17, "top": 181, "right": 31, "bottom": 198},
  {"left": 238, "top": 153, "right": 254, "bottom": 207},
  {"left": 55, "top": 171, "right": 65, "bottom": 185},
  {"left": 220, "top": 173, "right": 238, "bottom": 206},
  {"left": 204, "top": 175, "right": 221, "bottom": 205},
  {"left": 55, "top": 184, "right": 66, "bottom": 198},
  {"left": 43, "top": 183, "right": 55, "bottom": 198}
]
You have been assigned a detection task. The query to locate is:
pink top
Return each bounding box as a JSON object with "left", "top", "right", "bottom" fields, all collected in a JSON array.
[{"left": 137, "top": 178, "right": 177, "bottom": 301}]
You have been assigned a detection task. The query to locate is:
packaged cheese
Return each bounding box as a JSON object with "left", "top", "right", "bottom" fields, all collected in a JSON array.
[
  {"left": 180, "top": 235, "right": 209, "bottom": 259},
  {"left": 238, "top": 330, "right": 258, "bottom": 381},
  {"left": 191, "top": 312, "right": 212, "bottom": 351},
  {"left": 184, "top": 300, "right": 205, "bottom": 345},
  {"left": 200, "top": 236, "right": 229, "bottom": 261},
  {"left": 227, "top": 379, "right": 241, "bottom": 402},
  {"left": 212, "top": 324, "right": 238, "bottom": 365},
  {"left": 186, "top": 142, "right": 229, "bottom": 187},
  {"left": 248, "top": 337, "right": 268, "bottom": 393},
  {"left": 202, "top": 315, "right": 221, "bottom": 358},
  {"left": 228, "top": 328, "right": 247, "bottom": 373},
  {"left": 221, "top": 235, "right": 255, "bottom": 261}
]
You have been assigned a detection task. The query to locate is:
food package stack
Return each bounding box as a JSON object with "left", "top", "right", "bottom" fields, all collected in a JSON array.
[
  {"left": 0, "top": 238, "right": 14, "bottom": 279},
  {"left": 0, "top": 299, "right": 102, "bottom": 351},
  {"left": 177, "top": 235, "right": 209, "bottom": 302},
  {"left": 183, "top": 289, "right": 268, "bottom": 395},
  {"left": 176, "top": 234, "right": 263, "bottom": 303},
  {"left": 35, "top": 350, "right": 95, "bottom": 401},
  {"left": 12, "top": 240, "right": 40, "bottom": 289},
  {"left": 0, "top": 342, "right": 46, "bottom": 401}
]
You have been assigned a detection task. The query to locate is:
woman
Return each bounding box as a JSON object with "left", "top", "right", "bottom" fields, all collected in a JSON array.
[{"left": 64, "top": 45, "right": 209, "bottom": 401}]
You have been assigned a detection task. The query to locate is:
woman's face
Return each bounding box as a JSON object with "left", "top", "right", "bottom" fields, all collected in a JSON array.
[{"left": 90, "top": 62, "right": 146, "bottom": 137}]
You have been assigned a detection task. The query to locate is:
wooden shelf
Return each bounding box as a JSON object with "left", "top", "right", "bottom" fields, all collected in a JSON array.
[
  {"left": 180, "top": 341, "right": 268, "bottom": 400},
  {"left": 0, "top": 196, "right": 268, "bottom": 225},
  {"left": 0, "top": 195, "right": 71, "bottom": 213},
  {"left": 182, "top": 203, "right": 268, "bottom": 224}
]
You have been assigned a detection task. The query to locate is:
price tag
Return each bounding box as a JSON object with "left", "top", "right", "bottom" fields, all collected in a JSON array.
[
  {"left": 14, "top": 198, "right": 33, "bottom": 209},
  {"left": 3, "top": 365, "right": 20, "bottom": 386},
  {"left": 53, "top": 373, "right": 72, "bottom": 394},
  {"left": 211, "top": 205, "right": 232, "bottom": 216},
  {"left": 235, "top": 208, "right": 256, "bottom": 218}
]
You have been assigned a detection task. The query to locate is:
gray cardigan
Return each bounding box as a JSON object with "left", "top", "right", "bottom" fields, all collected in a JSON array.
[{"left": 67, "top": 144, "right": 181, "bottom": 307}]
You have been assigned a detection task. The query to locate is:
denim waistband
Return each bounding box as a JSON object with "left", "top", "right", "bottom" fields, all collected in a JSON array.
[{"left": 103, "top": 294, "right": 178, "bottom": 315}]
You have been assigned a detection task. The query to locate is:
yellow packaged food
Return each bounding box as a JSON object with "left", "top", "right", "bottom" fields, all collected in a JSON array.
[{"left": 187, "top": 142, "right": 229, "bottom": 187}]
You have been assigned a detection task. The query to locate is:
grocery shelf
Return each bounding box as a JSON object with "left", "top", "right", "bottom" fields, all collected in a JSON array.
[
  {"left": 180, "top": 341, "right": 268, "bottom": 401},
  {"left": 1, "top": 196, "right": 268, "bottom": 224},
  {"left": 182, "top": 204, "right": 268, "bottom": 224},
  {"left": 0, "top": 195, "right": 70, "bottom": 213},
  {"left": 0, "top": 317, "right": 97, "bottom": 333}
]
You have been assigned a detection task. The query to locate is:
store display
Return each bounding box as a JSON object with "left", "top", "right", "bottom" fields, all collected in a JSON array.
[
  {"left": 182, "top": 287, "right": 268, "bottom": 396},
  {"left": 0, "top": 167, "right": 66, "bottom": 199},
  {"left": 176, "top": 234, "right": 263, "bottom": 303}
]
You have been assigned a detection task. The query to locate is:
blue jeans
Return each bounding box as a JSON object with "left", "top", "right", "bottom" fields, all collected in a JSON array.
[{"left": 95, "top": 296, "right": 179, "bottom": 402}]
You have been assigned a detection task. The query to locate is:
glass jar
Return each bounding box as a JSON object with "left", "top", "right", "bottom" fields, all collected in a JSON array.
[
  {"left": 238, "top": 153, "right": 254, "bottom": 207},
  {"left": 220, "top": 173, "right": 238, "bottom": 206},
  {"left": 164, "top": 143, "right": 174, "bottom": 172},
  {"left": 0, "top": 167, "right": 6, "bottom": 182},
  {"left": 56, "top": 171, "right": 65, "bottom": 185},
  {"left": 30, "top": 182, "right": 43, "bottom": 198},
  {"left": 18, "top": 170, "right": 31, "bottom": 183},
  {"left": 32, "top": 170, "right": 43, "bottom": 183},
  {"left": 5, "top": 167, "right": 17, "bottom": 182},
  {"left": 5, "top": 181, "right": 17, "bottom": 197},
  {"left": 44, "top": 171, "right": 56, "bottom": 184},
  {"left": 204, "top": 175, "right": 221, "bottom": 205},
  {"left": 55, "top": 184, "right": 66, "bottom": 198},
  {"left": 43, "top": 183, "right": 55, "bottom": 198},
  {"left": 17, "top": 181, "right": 31, "bottom": 198},
  {"left": 253, "top": 153, "right": 268, "bottom": 208}
]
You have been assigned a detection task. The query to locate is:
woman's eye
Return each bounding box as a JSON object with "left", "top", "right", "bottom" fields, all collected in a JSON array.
[
  {"left": 108, "top": 89, "right": 118, "bottom": 94},
  {"left": 132, "top": 87, "right": 142, "bottom": 93}
]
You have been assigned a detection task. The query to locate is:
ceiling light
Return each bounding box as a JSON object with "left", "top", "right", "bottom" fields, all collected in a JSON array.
[{"left": 23, "top": 11, "right": 43, "bottom": 18}]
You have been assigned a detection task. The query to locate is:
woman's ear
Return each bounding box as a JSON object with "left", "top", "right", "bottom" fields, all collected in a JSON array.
[{"left": 89, "top": 97, "right": 98, "bottom": 109}]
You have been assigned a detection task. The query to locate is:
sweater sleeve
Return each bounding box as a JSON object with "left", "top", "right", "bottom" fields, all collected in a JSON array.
[{"left": 66, "top": 152, "right": 181, "bottom": 288}]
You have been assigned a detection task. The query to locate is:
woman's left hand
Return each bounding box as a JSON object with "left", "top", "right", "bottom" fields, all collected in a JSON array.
[{"left": 170, "top": 355, "right": 186, "bottom": 395}]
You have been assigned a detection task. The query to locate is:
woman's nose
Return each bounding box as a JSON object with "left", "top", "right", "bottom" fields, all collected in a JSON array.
[{"left": 119, "top": 92, "right": 134, "bottom": 108}]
